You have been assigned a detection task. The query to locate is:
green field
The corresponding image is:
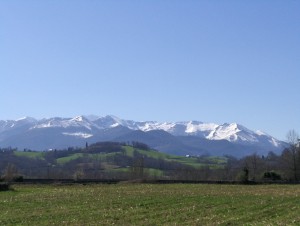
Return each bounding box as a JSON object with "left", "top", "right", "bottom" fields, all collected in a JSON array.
[
  {"left": 1, "top": 184, "right": 300, "bottom": 225},
  {"left": 14, "top": 151, "right": 45, "bottom": 160}
]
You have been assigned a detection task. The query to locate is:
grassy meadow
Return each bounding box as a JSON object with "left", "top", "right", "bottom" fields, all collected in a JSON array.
[{"left": 1, "top": 184, "right": 300, "bottom": 225}]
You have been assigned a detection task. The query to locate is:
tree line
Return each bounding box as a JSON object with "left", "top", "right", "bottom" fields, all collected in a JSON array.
[{"left": 1, "top": 131, "right": 300, "bottom": 183}]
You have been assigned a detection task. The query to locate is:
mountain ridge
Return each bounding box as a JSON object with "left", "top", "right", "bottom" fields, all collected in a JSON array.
[{"left": 0, "top": 115, "right": 287, "bottom": 157}]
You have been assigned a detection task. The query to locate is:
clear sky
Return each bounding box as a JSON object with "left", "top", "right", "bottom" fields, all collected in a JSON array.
[{"left": 0, "top": 1, "right": 299, "bottom": 140}]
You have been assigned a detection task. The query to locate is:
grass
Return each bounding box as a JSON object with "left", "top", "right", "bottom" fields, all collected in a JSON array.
[
  {"left": 112, "top": 167, "right": 164, "bottom": 177},
  {"left": 56, "top": 153, "right": 85, "bottom": 164},
  {"left": 56, "top": 152, "right": 120, "bottom": 165},
  {"left": 1, "top": 184, "right": 300, "bottom": 225},
  {"left": 14, "top": 151, "right": 45, "bottom": 160}
]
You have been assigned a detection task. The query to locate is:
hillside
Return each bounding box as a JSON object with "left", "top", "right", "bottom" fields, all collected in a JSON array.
[{"left": 0, "top": 142, "right": 227, "bottom": 181}]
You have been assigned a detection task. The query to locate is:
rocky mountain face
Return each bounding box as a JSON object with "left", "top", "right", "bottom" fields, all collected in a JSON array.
[{"left": 0, "top": 115, "right": 286, "bottom": 157}]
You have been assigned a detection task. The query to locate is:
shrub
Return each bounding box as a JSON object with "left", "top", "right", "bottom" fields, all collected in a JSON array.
[
  {"left": 237, "top": 167, "right": 249, "bottom": 183},
  {"left": 263, "top": 171, "right": 282, "bottom": 181},
  {"left": 0, "top": 182, "right": 10, "bottom": 191},
  {"left": 13, "top": 176, "right": 24, "bottom": 182}
]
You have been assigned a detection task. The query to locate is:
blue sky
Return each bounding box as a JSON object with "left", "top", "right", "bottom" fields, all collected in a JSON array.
[{"left": 0, "top": 1, "right": 299, "bottom": 140}]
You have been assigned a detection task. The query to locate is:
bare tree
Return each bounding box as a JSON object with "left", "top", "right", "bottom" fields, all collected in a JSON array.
[
  {"left": 73, "top": 166, "right": 85, "bottom": 181},
  {"left": 3, "top": 163, "right": 18, "bottom": 182},
  {"left": 245, "top": 153, "right": 261, "bottom": 181},
  {"left": 131, "top": 154, "right": 145, "bottom": 180},
  {"left": 287, "top": 130, "right": 299, "bottom": 146},
  {"left": 283, "top": 130, "right": 300, "bottom": 181}
]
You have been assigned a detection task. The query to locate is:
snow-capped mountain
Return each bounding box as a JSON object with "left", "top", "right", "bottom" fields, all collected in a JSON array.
[
  {"left": 89, "top": 116, "right": 283, "bottom": 148},
  {"left": 0, "top": 115, "right": 286, "bottom": 157},
  {"left": 0, "top": 117, "right": 37, "bottom": 132},
  {"left": 33, "top": 116, "right": 97, "bottom": 130}
]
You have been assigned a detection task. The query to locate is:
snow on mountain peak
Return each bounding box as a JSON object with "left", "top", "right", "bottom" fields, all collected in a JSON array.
[
  {"left": 92, "top": 115, "right": 123, "bottom": 129},
  {"left": 185, "top": 121, "right": 218, "bottom": 135},
  {"left": 16, "top": 116, "right": 37, "bottom": 123},
  {"left": 16, "top": 116, "right": 29, "bottom": 121},
  {"left": 71, "top": 116, "right": 87, "bottom": 122},
  {"left": 0, "top": 115, "right": 285, "bottom": 152},
  {"left": 256, "top": 130, "right": 267, "bottom": 136},
  {"left": 106, "top": 115, "right": 123, "bottom": 127},
  {"left": 32, "top": 116, "right": 94, "bottom": 130},
  {"left": 205, "top": 122, "right": 262, "bottom": 143}
]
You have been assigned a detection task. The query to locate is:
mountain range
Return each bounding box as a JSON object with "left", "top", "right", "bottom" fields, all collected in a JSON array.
[{"left": 0, "top": 115, "right": 287, "bottom": 157}]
